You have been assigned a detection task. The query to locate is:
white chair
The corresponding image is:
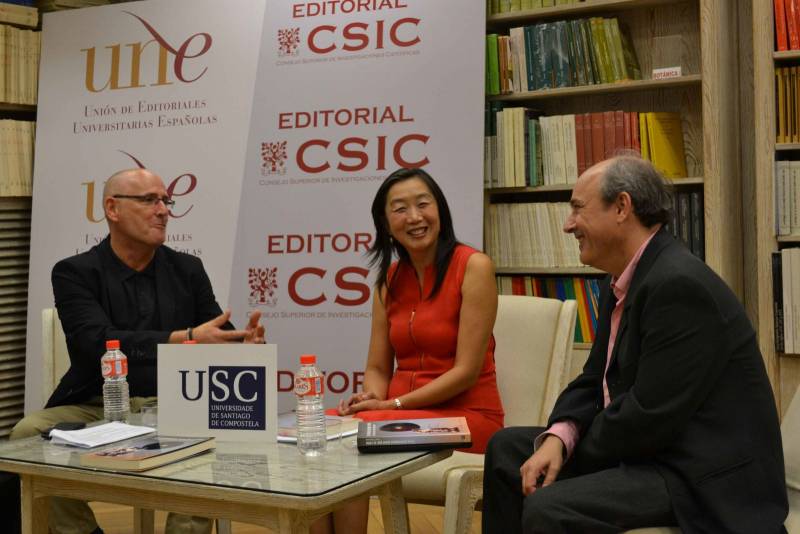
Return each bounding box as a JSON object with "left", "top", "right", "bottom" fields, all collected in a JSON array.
[
  {"left": 41, "top": 308, "right": 233, "bottom": 534},
  {"left": 41, "top": 308, "right": 70, "bottom": 406},
  {"left": 400, "top": 295, "right": 577, "bottom": 534}
]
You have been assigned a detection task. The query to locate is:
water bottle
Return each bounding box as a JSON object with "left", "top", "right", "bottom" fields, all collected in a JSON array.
[
  {"left": 295, "top": 354, "right": 326, "bottom": 456},
  {"left": 101, "top": 339, "right": 130, "bottom": 422}
]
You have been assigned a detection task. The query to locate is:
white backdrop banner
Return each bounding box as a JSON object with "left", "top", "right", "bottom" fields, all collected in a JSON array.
[{"left": 26, "top": 0, "right": 485, "bottom": 413}]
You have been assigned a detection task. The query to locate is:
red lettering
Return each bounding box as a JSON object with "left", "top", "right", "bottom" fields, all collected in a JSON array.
[
  {"left": 297, "top": 139, "right": 330, "bottom": 173},
  {"left": 337, "top": 137, "right": 368, "bottom": 172},
  {"left": 353, "top": 371, "right": 364, "bottom": 392},
  {"left": 308, "top": 25, "right": 335, "bottom": 54},
  {"left": 394, "top": 134, "right": 430, "bottom": 168},
  {"left": 278, "top": 370, "right": 294, "bottom": 392},
  {"left": 288, "top": 267, "right": 327, "bottom": 306},
  {"left": 327, "top": 371, "right": 349, "bottom": 394},
  {"left": 390, "top": 18, "right": 421, "bottom": 47},
  {"left": 268, "top": 235, "right": 283, "bottom": 254},
  {"left": 334, "top": 267, "right": 370, "bottom": 306},
  {"left": 287, "top": 235, "right": 305, "bottom": 253},
  {"left": 174, "top": 33, "right": 212, "bottom": 83},
  {"left": 342, "top": 22, "right": 369, "bottom": 52},
  {"left": 166, "top": 173, "right": 196, "bottom": 219}
]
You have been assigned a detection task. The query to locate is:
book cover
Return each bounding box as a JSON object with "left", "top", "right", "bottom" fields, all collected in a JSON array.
[
  {"left": 618, "top": 22, "right": 642, "bottom": 80},
  {"left": 677, "top": 192, "right": 692, "bottom": 250},
  {"left": 356, "top": 417, "right": 472, "bottom": 453},
  {"left": 782, "top": 248, "right": 795, "bottom": 354},
  {"left": 590, "top": 112, "right": 604, "bottom": 167},
  {"left": 646, "top": 112, "right": 688, "bottom": 178},
  {"left": 689, "top": 191, "right": 705, "bottom": 259},
  {"left": 80, "top": 436, "right": 215, "bottom": 472}
]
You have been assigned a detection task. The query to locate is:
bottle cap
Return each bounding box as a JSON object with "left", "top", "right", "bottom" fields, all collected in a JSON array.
[
  {"left": 300, "top": 354, "right": 316, "bottom": 365},
  {"left": 182, "top": 340, "right": 198, "bottom": 344},
  {"left": 106, "top": 339, "right": 120, "bottom": 350}
]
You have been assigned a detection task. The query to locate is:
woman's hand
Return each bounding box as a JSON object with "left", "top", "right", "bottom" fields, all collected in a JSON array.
[{"left": 337, "top": 392, "right": 393, "bottom": 415}]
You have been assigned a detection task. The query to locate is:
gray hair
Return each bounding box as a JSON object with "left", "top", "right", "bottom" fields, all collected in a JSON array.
[{"left": 598, "top": 156, "right": 673, "bottom": 227}]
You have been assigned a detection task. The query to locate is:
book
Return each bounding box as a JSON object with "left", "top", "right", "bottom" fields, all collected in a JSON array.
[
  {"left": 356, "top": 417, "right": 472, "bottom": 453},
  {"left": 80, "top": 435, "right": 215, "bottom": 472},
  {"left": 277, "top": 412, "right": 359, "bottom": 443},
  {"left": 773, "top": 251, "right": 785, "bottom": 353},
  {"left": 777, "top": 0, "right": 790, "bottom": 51},
  {"left": 645, "top": 112, "right": 688, "bottom": 178}
]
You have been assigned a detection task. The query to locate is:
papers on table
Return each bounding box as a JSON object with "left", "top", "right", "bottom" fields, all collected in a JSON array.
[{"left": 49, "top": 422, "right": 155, "bottom": 448}]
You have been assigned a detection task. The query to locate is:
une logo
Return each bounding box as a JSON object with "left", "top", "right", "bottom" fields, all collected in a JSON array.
[
  {"left": 82, "top": 150, "right": 197, "bottom": 223},
  {"left": 82, "top": 11, "right": 213, "bottom": 93}
]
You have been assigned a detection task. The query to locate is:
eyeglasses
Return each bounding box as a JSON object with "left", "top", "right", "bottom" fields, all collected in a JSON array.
[{"left": 112, "top": 194, "right": 176, "bottom": 207}]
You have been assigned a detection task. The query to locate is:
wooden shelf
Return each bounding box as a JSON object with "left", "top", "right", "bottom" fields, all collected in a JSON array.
[
  {"left": 774, "top": 50, "right": 800, "bottom": 61},
  {"left": 487, "top": 0, "right": 683, "bottom": 25},
  {"left": 776, "top": 143, "right": 800, "bottom": 151},
  {"left": 488, "top": 75, "right": 702, "bottom": 102},
  {"left": 0, "top": 103, "right": 34, "bottom": 112},
  {"left": 485, "top": 177, "right": 704, "bottom": 195},
  {"left": 778, "top": 235, "right": 800, "bottom": 243},
  {"left": 0, "top": 4, "right": 38, "bottom": 29},
  {"left": 495, "top": 266, "right": 604, "bottom": 275}
]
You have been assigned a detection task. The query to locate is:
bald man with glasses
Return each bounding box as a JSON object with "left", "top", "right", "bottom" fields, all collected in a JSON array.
[{"left": 9, "top": 168, "right": 265, "bottom": 534}]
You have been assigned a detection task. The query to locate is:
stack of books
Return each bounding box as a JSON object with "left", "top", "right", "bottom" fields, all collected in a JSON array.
[
  {"left": 485, "top": 202, "right": 581, "bottom": 268},
  {"left": 497, "top": 275, "right": 601, "bottom": 343},
  {"left": 0, "top": 119, "right": 35, "bottom": 196},
  {"left": 485, "top": 109, "right": 688, "bottom": 188},
  {"left": 0, "top": 25, "right": 40, "bottom": 104},
  {"left": 486, "top": 16, "right": 641, "bottom": 95}
]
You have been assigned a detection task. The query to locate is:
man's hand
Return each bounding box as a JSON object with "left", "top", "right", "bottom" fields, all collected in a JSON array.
[
  {"left": 520, "top": 434, "right": 564, "bottom": 496},
  {"left": 243, "top": 310, "right": 266, "bottom": 344},
  {"left": 191, "top": 310, "right": 251, "bottom": 343}
]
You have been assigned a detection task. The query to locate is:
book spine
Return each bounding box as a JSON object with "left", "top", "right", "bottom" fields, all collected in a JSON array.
[
  {"left": 773, "top": 251, "right": 785, "bottom": 353},
  {"left": 689, "top": 191, "right": 705, "bottom": 259},
  {"left": 776, "top": 0, "right": 789, "bottom": 51}
]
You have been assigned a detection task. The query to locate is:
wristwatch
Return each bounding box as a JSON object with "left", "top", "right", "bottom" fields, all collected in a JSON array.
[{"left": 393, "top": 397, "right": 402, "bottom": 410}]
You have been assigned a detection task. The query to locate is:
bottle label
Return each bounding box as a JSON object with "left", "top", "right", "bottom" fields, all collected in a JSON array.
[
  {"left": 294, "top": 375, "right": 323, "bottom": 396},
  {"left": 102, "top": 358, "right": 128, "bottom": 378}
]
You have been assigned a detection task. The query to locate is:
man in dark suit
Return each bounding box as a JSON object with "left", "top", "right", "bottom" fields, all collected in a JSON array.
[
  {"left": 10, "top": 168, "right": 265, "bottom": 534},
  {"left": 482, "top": 156, "right": 788, "bottom": 533}
]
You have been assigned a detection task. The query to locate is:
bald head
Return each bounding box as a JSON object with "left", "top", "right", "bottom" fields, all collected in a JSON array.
[{"left": 102, "top": 168, "right": 161, "bottom": 199}]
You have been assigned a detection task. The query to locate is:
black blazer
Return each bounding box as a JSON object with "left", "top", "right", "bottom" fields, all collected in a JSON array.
[
  {"left": 48, "top": 237, "right": 229, "bottom": 408},
  {"left": 549, "top": 229, "right": 788, "bottom": 533}
]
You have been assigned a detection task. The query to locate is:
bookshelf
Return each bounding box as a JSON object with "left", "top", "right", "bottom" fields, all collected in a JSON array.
[
  {"left": 748, "top": 0, "right": 800, "bottom": 415},
  {"left": 0, "top": 1, "right": 37, "bottom": 438},
  {"left": 485, "top": 0, "right": 742, "bottom": 358}
]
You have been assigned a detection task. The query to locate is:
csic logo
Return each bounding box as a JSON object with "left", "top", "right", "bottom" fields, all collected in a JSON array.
[
  {"left": 82, "top": 150, "right": 196, "bottom": 223},
  {"left": 261, "top": 141, "right": 288, "bottom": 175},
  {"left": 277, "top": 28, "right": 300, "bottom": 56},
  {"left": 248, "top": 267, "right": 278, "bottom": 308},
  {"left": 82, "top": 11, "right": 212, "bottom": 93}
]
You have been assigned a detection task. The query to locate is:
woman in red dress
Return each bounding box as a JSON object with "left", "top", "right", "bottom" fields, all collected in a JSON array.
[{"left": 315, "top": 168, "right": 504, "bottom": 534}]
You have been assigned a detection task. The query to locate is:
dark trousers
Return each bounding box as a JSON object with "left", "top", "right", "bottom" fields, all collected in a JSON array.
[{"left": 482, "top": 427, "right": 677, "bottom": 534}]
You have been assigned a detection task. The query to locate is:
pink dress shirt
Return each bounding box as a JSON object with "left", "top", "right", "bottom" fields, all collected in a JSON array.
[{"left": 538, "top": 227, "right": 660, "bottom": 458}]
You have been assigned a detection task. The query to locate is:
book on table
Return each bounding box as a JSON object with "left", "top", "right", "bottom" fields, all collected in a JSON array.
[
  {"left": 356, "top": 416, "right": 472, "bottom": 453},
  {"left": 79, "top": 435, "right": 215, "bottom": 472},
  {"left": 277, "top": 412, "right": 359, "bottom": 443}
]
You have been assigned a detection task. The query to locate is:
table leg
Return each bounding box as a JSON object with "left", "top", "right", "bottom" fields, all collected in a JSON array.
[
  {"left": 278, "top": 509, "right": 311, "bottom": 533},
  {"left": 134, "top": 507, "right": 155, "bottom": 534},
  {"left": 378, "top": 479, "right": 410, "bottom": 534},
  {"left": 20, "top": 475, "right": 48, "bottom": 534}
]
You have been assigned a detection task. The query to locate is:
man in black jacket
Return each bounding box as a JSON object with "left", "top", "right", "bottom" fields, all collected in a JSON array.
[
  {"left": 10, "top": 168, "right": 264, "bottom": 534},
  {"left": 482, "top": 156, "right": 787, "bottom": 533}
]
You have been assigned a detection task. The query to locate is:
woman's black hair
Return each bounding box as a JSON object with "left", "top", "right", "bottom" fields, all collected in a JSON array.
[{"left": 367, "top": 167, "right": 459, "bottom": 299}]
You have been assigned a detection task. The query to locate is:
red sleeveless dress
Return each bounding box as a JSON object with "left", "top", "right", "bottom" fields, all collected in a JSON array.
[{"left": 356, "top": 245, "right": 504, "bottom": 453}]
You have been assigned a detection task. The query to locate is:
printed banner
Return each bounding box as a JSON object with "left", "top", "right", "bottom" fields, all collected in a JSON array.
[
  {"left": 229, "top": 0, "right": 485, "bottom": 411},
  {"left": 25, "top": 0, "right": 266, "bottom": 411},
  {"left": 157, "top": 344, "right": 278, "bottom": 442},
  {"left": 26, "top": 0, "right": 485, "bottom": 414}
]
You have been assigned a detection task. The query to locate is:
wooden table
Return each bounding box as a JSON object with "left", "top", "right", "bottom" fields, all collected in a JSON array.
[{"left": 0, "top": 436, "right": 451, "bottom": 534}]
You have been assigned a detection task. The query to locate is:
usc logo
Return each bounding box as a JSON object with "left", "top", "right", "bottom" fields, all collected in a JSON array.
[{"left": 81, "top": 11, "right": 212, "bottom": 93}]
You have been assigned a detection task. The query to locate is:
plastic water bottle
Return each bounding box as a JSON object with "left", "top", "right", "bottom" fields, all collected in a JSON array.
[
  {"left": 295, "top": 354, "right": 326, "bottom": 456},
  {"left": 101, "top": 339, "right": 130, "bottom": 422}
]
